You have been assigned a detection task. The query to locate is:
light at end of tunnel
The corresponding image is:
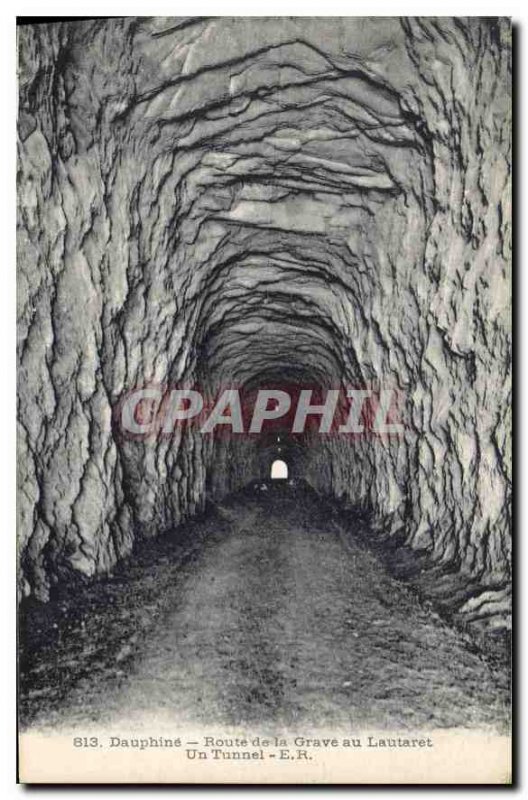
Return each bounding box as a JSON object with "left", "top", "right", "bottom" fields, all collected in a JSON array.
[{"left": 271, "top": 459, "right": 288, "bottom": 480}]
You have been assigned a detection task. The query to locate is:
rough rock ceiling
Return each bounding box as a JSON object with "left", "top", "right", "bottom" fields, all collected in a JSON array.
[{"left": 17, "top": 18, "right": 511, "bottom": 632}]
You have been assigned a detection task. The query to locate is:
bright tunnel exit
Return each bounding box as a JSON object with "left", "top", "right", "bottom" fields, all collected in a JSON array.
[{"left": 270, "top": 459, "right": 288, "bottom": 480}]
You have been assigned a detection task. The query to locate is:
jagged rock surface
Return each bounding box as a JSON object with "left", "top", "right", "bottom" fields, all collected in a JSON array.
[{"left": 17, "top": 18, "right": 511, "bottom": 631}]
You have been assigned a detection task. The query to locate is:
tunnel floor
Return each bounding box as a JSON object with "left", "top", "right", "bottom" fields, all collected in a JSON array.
[{"left": 19, "top": 485, "right": 510, "bottom": 733}]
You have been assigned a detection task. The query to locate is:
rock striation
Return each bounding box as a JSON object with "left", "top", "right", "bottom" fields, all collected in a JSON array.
[{"left": 17, "top": 18, "right": 511, "bottom": 632}]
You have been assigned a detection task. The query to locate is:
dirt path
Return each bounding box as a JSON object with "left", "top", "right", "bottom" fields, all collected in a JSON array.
[{"left": 19, "top": 486, "right": 510, "bottom": 733}]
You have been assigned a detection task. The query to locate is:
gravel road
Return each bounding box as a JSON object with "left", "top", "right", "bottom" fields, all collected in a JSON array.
[{"left": 19, "top": 484, "right": 510, "bottom": 733}]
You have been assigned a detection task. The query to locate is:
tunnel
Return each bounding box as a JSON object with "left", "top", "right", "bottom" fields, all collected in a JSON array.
[{"left": 17, "top": 17, "right": 511, "bottom": 742}]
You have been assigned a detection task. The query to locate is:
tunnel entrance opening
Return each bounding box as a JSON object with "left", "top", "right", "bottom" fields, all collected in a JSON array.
[{"left": 270, "top": 459, "right": 288, "bottom": 480}]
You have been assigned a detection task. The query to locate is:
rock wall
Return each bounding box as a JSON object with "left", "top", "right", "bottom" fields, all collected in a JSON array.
[{"left": 17, "top": 18, "right": 511, "bottom": 623}]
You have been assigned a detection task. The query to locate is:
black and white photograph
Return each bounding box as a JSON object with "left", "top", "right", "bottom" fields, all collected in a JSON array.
[{"left": 15, "top": 13, "right": 512, "bottom": 785}]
